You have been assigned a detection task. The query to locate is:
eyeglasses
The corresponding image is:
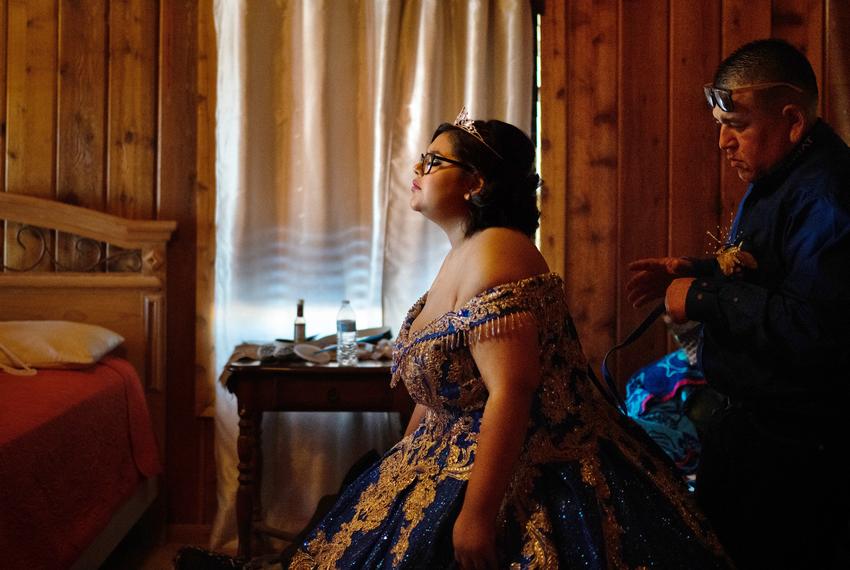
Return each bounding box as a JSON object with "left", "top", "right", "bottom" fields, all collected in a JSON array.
[
  {"left": 415, "top": 152, "right": 473, "bottom": 175},
  {"left": 703, "top": 82, "right": 804, "bottom": 112}
]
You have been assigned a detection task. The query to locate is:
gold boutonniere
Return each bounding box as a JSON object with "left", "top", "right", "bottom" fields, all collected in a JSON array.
[
  {"left": 714, "top": 241, "right": 758, "bottom": 276},
  {"left": 706, "top": 213, "right": 758, "bottom": 277}
]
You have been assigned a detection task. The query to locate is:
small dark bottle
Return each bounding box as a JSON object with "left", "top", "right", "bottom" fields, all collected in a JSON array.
[{"left": 293, "top": 299, "right": 306, "bottom": 343}]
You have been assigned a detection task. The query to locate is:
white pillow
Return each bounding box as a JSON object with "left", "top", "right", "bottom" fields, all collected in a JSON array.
[{"left": 0, "top": 320, "right": 124, "bottom": 369}]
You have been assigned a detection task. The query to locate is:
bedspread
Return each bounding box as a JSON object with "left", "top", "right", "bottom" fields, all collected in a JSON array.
[{"left": 0, "top": 356, "right": 160, "bottom": 569}]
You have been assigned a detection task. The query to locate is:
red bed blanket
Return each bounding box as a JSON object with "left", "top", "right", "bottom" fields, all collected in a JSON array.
[{"left": 0, "top": 356, "right": 160, "bottom": 569}]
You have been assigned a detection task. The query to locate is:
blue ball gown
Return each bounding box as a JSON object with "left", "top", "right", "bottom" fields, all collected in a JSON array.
[{"left": 289, "top": 274, "right": 729, "bottom": 569}]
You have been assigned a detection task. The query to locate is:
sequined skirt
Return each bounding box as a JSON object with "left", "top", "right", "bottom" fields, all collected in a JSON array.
[{"left": 288, "top": 431, "right": 730, "bottom": 569}]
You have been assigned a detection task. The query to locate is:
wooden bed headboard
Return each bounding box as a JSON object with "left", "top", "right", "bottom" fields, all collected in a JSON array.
[{"left": 0, "top": 193, "right": 177, "bottom": 452}]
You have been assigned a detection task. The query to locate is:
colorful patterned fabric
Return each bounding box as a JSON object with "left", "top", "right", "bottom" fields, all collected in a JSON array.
[
  {"left": 625, "top": 350, "right": 707, "bottom": 475},
  {"left": 290, "top": 274, "right": 728, "bottom": 569}
]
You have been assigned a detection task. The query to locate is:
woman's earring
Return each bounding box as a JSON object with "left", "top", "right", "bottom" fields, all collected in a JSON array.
[{"left": 463, "top": 192, "right": 471, "bottom": 201}]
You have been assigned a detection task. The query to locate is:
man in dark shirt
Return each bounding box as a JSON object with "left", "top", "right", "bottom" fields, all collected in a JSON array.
[{"left": 627, "top": 39, "right": 850, "bottom": 568}]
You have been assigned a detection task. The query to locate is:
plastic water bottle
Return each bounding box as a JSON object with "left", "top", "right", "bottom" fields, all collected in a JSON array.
[{"left": 336, "top": 300, "right": 358, "bottom": 366}]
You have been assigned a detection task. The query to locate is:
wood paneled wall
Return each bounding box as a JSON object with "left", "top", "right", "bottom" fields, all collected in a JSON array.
[
  {"left": 0, "top": 0, "right": 214, "bottom": 526},
  {"left": 539, "top": 0, "right": 850, "bottom": 389}
]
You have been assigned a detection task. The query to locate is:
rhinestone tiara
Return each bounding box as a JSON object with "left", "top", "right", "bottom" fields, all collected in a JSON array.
[{"left": 452, "top": 106, "right": 504, "bottom": 159}]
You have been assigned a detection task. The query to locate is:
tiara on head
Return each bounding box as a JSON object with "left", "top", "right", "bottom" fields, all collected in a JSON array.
[{"left": 453, "top": 106, "right": 504, "bottom": 159}]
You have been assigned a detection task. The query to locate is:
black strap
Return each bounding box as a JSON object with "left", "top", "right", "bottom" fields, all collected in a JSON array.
[{"left": 599, "top": 302, "right": 666, "bottom": 415}]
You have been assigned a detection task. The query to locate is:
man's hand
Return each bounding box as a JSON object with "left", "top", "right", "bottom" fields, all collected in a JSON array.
[
  {"left": 626, "top": 257, "right": 694, "bottom": 308},
  {"left": 665, "top": 277, "right": 695, "bottom": 323},
  {"left": 453, "top": 508, "right": 498, "bottom": 570}
]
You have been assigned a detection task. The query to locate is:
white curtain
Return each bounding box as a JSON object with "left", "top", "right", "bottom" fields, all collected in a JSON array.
[{"left": 210, "top": 0, "right": 533, "bottom": 551}]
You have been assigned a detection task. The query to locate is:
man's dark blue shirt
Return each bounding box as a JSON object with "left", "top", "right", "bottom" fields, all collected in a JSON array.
[{"left": 685, "top": 120, "right": 850, "bottom": 432}]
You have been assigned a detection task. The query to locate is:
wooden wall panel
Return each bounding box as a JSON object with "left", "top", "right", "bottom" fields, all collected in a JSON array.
[
  {"left": 57, "top": 0, "right": 106, "bottom": 208},
  {"left": 195, "top": 0, "right": 217, "bottom": 417},
  {"left": 159, "top": 0, "right": 200, "bottom": 525},
  {"left": 720, "top": 0, "right": 771, "bottom": 224},
  {"left": 616, "top": 0, "right": 670, "bottom": 382},
  {"left": 773, "top": 0, "right": 824, "bottom": 109},
  {"left": 5, "top": 0, "right": 57, "bottom": 270},
  {"left": 826, "top": 0, "right": 850, "bottom": 140},
  {"left": 107, "top": 0, "right": 158, "bottom": 219},
  {"left": 57, "top": 0, "right": 107, "bottom": 267},
  {"left": 5, "top": 0, "right": 57, "bottom": 196},
  {"left": 669, "top": 1, "right": 721, "bottom": 259},
  {"left": 563, "top": 0, "right": 618, "bottom": 371},
  {"left": 0, "top": 0, "right": 6, "bottom": 203},
  {"left": 540, "top": 0, "right": 846, "bottom": 390},
  {"left": 539, "top": 0, "right": 567, "bottom": 280}
]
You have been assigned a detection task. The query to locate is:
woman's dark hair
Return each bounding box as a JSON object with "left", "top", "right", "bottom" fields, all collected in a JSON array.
[{"left": 432, "top": 120, "right": 541, "bottom": 238}]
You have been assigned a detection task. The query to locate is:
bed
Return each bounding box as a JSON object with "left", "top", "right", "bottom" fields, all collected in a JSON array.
[{"left": 0, "top": 193, "right": 176, "bottom": 569}]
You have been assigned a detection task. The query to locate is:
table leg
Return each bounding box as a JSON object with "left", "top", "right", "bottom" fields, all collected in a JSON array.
[
  {"left": 236, "top": 406, "right": 258, "bottom": 558},
  {"left": 253, "top": 413, "right": 263, "bottom": 528}
]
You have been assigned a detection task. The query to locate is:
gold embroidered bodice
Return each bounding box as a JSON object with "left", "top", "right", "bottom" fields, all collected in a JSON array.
[{"left": 394, "top": 272, "right": 615, "bottom": 433}]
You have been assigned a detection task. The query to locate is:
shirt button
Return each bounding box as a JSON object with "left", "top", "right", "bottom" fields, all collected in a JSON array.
[
  {"left": 733, "top": 297, "right": 739, "bottom": 303},
  {"left": 697, "top": 293, "right": 704, "bottom": 300},
  {"left": 701, "top": 282, "right": 708, "bottom": 287}
]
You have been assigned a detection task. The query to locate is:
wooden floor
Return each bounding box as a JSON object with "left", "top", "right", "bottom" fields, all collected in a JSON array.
[
  {"left": 101, "top": 541, "right": 184, "bottom": 569},
  {"left": 100, "top": 524, "right": 213, "bottom": 569},
  {"left": 98, "top": 522, "right": 297, "bottom": 569}
]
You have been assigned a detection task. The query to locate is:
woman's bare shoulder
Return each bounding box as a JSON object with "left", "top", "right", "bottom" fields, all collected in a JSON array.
[{"left": 454, "top": 228, "right": 549, "bottom": 307}]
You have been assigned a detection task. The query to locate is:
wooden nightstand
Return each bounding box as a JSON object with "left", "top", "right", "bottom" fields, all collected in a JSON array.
[{"left": 223, "top": 351, "right": 413, "bottom": 557}]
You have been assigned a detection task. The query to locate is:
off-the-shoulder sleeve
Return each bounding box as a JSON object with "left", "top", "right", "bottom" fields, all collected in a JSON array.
[
  {"left": 455, "top": 275, "right": 553, "bottom": 342},
  {"left": 399, "top": 273, "right": 560, "bottom": 350},
  {"left": 391, "top": 273, "right": 566, "bottom": 388}
]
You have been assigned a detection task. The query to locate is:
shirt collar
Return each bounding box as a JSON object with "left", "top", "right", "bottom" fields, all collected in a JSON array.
[{"left": 752, "top": 119, "right": 826, "bottom": 191}]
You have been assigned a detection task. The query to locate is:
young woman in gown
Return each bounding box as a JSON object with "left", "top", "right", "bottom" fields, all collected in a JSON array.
[{"left": 288, "top": 111, "right": 730, "bottom": 569}]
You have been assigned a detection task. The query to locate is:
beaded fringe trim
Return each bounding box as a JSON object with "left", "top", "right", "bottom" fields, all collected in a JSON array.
[{"left": 391, "top": 310, "right": 535, "bottom": 387}]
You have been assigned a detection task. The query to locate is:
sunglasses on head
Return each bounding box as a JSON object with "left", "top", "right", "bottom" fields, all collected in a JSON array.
[{"left": 703, "top": 81, "right": 804, "bottom": 112}]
